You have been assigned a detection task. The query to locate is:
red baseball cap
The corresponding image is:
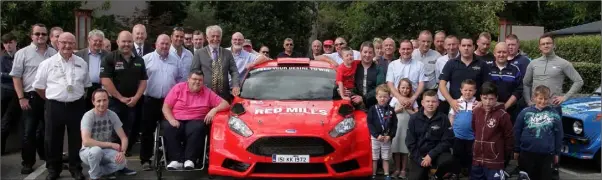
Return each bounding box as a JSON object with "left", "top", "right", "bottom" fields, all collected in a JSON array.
[{"left": 323, "top": 40, "right": 334, "bottom": 46}]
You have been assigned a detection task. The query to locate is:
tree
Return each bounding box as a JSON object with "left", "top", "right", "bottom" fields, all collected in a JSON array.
[{"left": 181, "top": 1, "right": 217, "bottom": 33}]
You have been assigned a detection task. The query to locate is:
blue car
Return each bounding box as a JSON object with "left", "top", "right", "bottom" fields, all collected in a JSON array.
[{"left": 560, "top": 87, "right": 601, "bottom": 169}]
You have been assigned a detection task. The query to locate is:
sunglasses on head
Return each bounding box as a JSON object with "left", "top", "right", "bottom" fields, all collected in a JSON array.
[{"left": 33, "top": 32, "right": 47, "bottom": 36}]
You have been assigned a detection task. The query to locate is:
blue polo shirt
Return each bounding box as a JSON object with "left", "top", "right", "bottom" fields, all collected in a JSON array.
[
  {"left": 439, "top": 56, "right": 491, "bottom": 100},
  {"left": 489, "top": 62, "right": 522, "bottom": 103}
]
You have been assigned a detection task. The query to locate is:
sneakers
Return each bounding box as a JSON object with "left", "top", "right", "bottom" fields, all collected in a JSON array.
[
  {"left": 184, "top": 160, "right": 195, "bottom": 170},
  {"left": 384, "top": 175, "right": 392, "bottom": 180},
  {"left": 167, "top": 161, "right": 183, "bottom": 170},
  {"left": 519, "top": 171, "right": 531, "bottom": 180},
  {"left": 102, "top": 173, "right": 117, "bottom": 179},
  {"left": 141, "top": 161, "right": 152, "bottom": 171},
  {"left": 118, "top": 167, "right": 137, "bottom": 175}
]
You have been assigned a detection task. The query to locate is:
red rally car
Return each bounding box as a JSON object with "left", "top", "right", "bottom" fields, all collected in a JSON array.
[{"left": 208, "top": 58, "right": 373, "bottom": 179}]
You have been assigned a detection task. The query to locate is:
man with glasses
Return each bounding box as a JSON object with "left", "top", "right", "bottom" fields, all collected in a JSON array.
[
  {"left": 259, "top": 45, "right": 270, "bottom": 58},
  {"left": 171, "top": 27, "right": 194, "bottom": 82},
  {"left": 132, "top": 24, "right": 153, "bottom": 57},
  {"left": 10, "top": 23, "right": 56, "bottom": 174},
  {"left": 75, "top": 29, "right": 110, "bottom": 110},
  {"left": 49, "top": 27, "right": 63, "bottom": 50},
  {"left": 324, "top": 37, "right": 361, "bottom": 64},
  {"left": 276, "top": 38, "right": 304, "bottom": 58},
  {"left": 33, "top": 32, "right": 88, "bottom": 180},
  {"left": 434, "top": 31, "right": 447, "bottom": 55},
  {"left": 226, "top": 32, "right": 258, "bottom": 84},
  {"left": 184, "top": 30, "right": 194, "bottom": 52},
  {"left": 192, "top": 30, "right": 205, "bottom": 53},
  {"left": 100, "top": 31, "right": 145, "bottom": 176}
]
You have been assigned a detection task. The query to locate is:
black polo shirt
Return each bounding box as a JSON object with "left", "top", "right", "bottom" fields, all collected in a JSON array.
[
  {"left": 276, "top": 51, "right": 305, "bottom": 58},
  {"left": 489, "top": 62, "right": 522, "bottom": 103},
  {"left": 476, "top": 52, "right": 495, "bottom": 64},
  {"left": 439, "top": 57, "right": 491, "bottom": 100},
  {"left": 100, "top": 51, "right": 148, "bottom": 97}
]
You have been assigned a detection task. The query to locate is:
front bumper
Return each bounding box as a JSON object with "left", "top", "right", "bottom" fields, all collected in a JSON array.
[
  {"left": 561, "top": 134, "right": 600, "bottom": 159},
  {"left": 208, "top": 129, "right": 372, "bottom": 178}
]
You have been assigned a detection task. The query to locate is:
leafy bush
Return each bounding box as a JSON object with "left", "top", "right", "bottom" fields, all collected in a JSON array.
[{"left": 519, "top": 35, "right": 601, "bottom": 64}]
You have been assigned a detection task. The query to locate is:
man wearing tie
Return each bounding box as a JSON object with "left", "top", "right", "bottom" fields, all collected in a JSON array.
[
  {"left": 190, "top": 25, "right": 239, "bottom": 102},
  {"left": 75, "top": 29, "right": 109, "bottom": 110},
  {"left": 132, "top": 24, "right": 153, "bottom": 57}
]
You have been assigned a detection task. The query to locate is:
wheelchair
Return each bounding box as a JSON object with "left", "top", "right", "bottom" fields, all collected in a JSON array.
[{"left": 152, "top": 121, "right": 210, "bottom": 180}]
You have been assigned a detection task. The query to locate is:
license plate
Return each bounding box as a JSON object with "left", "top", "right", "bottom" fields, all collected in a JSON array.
[{"left": 272, "top": 154, "right": 310, "bottom": 163}]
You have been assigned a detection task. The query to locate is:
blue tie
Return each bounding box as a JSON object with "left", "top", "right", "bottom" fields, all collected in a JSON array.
[{"left": 212, "top": 49, "right": 218, "bottom": 61}]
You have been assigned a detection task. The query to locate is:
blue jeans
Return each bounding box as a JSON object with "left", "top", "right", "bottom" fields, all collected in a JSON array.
[
  {"left": 79, "top": 146, "right": 126, "bottom": 179},
  {"left": 470, "top": 166, "right": 505, "bottom": 180}
]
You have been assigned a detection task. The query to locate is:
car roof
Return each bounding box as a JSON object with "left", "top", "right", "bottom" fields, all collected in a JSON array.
[{"left": 252, "top": 58, "right": 337, "bottom": 69}]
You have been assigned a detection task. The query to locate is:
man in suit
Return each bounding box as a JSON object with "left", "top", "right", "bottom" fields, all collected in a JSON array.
[
  {"left": 75, "top": 29, "right": 110, "bottom": 110},
  {"left": 132, "top": 24, "right": 153, "bottom": 57}
]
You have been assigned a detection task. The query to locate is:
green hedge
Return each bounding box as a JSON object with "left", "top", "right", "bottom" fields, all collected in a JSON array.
[
  {"left": 564, "top": 62, "right": 601, "bottom": 94},
  {"left": 520, "top": 35, "right": 601, "bottom": 64}
]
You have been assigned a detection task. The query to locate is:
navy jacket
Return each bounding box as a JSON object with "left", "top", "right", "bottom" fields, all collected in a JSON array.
[
  {"left": 514, "top": 106, "right": 563, "bottom": 155},
  {"left": 367, "top": 104, "right": 398, "bottom": 138},
  {"left": 489, "top": 63, "right": 523, "bottom": 103},
  {"left": 508, "top": 54, "right": 531, "bottom": 75},
  {"left": 406, "top": 110, "right": 454, "bottom": 164},
  {"left": 1, "top": 52, "right": 14, "bottom": 90}
]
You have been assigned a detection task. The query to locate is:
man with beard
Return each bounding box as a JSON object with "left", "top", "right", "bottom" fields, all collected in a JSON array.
[
  {"left": 434, "top": 31, "right": 446, "bottom": 55},
  {"left": 388, "top": 40, "right": 427, "bottom": 110},
  {"left": 226, "top": 32, "right": 258, "bottom": 84},
  {"left": 189, "top": 25, "right": 240, "bottom": 103},
  {"left": 100, "top": 31, "right": 147, "bottom": 175},
  {"left": 412, "top": 30, "right": 442, "bottom": 99},
  {"left": 352, "top": 41, "right": 385, "bottom": 109},
  {"left": 10, "top": 23, "right": 55, "bottom": 174},
  {"left": 276, "top": 38, "right": 304, "bottom": 58},
  {"left": 435, "top": 35, "right": 460, "bottom": 114},
  {"left": 33, "top": 32, "right": 89, "bottom": 180},
  {"left": 308, "top": 40, "right": 323, "bottom": 60},
  {"left": 324, "top": 37, "right": 361, "bottom": 64},
  {"left": 171, "top": 27, "right": 194, "bottom": 82},
  {"left": 75, "top": 29, "right": 110, "bottom": 110},
  {"left": 132, "top": 24, "right": 153, "bottom": 57},
  {"left": 475, "top": 32, "right": 495, "bottom": 63}
]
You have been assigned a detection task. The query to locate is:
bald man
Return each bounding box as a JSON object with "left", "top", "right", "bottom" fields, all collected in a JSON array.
[
  {"left": 488, "top": 42, "right": 522, "bottom": 123},
  {"left": 227, "top": 32, "right": 258, "bottom": 80},
  {"left": 103, "top": 38, "right": 112, "bottom": 52},
  {"left": 138, "top": 34, "right": 182, "bottom": 169},
  {"left": 100, "top": 31, "right": 147, "bottom": 165},
  {"left": 309, "top": 40, "right": 323, "bottom": 60},
  {"left": 132, "top": 24, "right": 153, "bottom": 56},
  {"left": 32, "top": 32, "right": 90, "bottom": 180}
]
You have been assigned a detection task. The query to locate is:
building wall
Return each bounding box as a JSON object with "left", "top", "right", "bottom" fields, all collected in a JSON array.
[{"left": 511, "top": 26, "right": 545, "bottom": 41}]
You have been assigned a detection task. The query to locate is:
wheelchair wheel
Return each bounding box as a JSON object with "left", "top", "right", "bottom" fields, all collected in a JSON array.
[{"left": 153, "top": 123, "right": 163, "bottom": 180}]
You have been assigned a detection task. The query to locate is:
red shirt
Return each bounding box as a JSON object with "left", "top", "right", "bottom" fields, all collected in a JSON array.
[
  {"left": 164, "top": 82, "right": 223, "bottom": 120},
  {"left": 336, "top": 60, "right": 361, "bottom": 89}
]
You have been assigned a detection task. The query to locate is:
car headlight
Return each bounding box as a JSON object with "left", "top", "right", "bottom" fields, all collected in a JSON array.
[
  {"left": 228, "top": 116, "right": 253, "bottom": 137},
  {"left": 329, "top": 117, "right": 355, "bottom": 138},
  {"left": 573, "top": 121, "right": 583, "bottom": 135}
]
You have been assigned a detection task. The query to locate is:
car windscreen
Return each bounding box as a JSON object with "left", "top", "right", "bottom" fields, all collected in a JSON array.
[{"left": 240, "top": 66, "right": 340, "bottom": 100}]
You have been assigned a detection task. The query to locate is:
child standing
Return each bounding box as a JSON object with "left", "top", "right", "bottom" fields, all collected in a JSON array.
[
  {"left": 367, "top": 84, "right": 398, "bottom": 180},
  {"left": 471, "top": 82, "right": 514, "bottom": 180},
  {"left": 449, "top": 79, "right": 477, "bottom": 177},
  {"left": 389, "top": 78, "right": 418, "bottom": 179},
  {"left": 513, "top": 85, "right": 563, "bottom": 180},
  {"left": 336, "top": 47, "right": 361, "bottom": 100}
]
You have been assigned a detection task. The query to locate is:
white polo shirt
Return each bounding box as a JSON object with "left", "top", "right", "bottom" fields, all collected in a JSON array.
[
  {"left": 324, "top": 50, "right": 361, "bottom": 64},
  {"left": 32, "top": 53, "right": 91, "bottom": 102},
  {"left": 412, "top": 49, "right": 442, "bottom": 89},
  {"left": 386, "top": 58, "right": 428, "bottom": 92}
]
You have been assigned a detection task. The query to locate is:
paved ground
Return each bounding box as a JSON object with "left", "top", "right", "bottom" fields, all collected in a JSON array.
[{"left": 1, "top": 127, "right": 600, "bottom": 179}]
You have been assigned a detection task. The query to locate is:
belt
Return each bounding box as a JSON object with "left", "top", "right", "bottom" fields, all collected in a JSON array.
[{"left": 48, "top": 98, "right": 83, "bottom": 104}]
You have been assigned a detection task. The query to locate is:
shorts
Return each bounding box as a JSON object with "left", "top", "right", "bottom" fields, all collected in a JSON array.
[{"left": 371, "top": 137, "right": 391, "bottom": 160}]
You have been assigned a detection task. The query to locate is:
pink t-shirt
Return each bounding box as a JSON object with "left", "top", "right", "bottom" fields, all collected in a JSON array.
[{"left": 164, "top": 82, "right": 223, "bottom": 120}]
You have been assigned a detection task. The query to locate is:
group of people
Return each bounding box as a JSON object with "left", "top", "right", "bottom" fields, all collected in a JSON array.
[{"left": 0, "top": 22, "right": 585, "bottom": 180}]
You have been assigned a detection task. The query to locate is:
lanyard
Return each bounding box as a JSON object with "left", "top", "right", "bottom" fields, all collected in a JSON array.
[
  {"left": 376, "top": 105, "right": 388, "bottom": 130},
  {"left": 58, "top": 58, "right": 76, "bottom": 86}
]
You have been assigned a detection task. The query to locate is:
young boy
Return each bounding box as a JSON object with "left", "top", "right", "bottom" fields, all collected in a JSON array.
[
  {"left": 406, "top": 90, "right": 454, "bottom": 180},
  {"left": 367, "top": 84, "right": 398, "bottom": 180},
  {"left": 471, "top": 82, "right": 514, "bottom": 180},
  {"left": 513, "top": 85, "right": 563, "bottom": 180},
  {"left": 336, "top": 47, "right": 362, "bottom": 100},
  {"left": 449, "top": 79, "right": 477, "bottom": 177}
]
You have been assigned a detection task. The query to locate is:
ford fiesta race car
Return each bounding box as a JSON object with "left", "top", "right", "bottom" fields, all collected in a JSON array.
[
  {"left": 208, "top": 58, "right": 372, "bottom": 179},
  {"left": 560, "top": 86, "right": 601, "bottom": 170}
]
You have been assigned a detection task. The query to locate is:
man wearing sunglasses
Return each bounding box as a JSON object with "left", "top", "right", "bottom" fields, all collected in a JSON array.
[
  {"left": 276, "top": 38, "right": 304, "bottom": 58},
  {"left": 259, "top": 45, "right": 270, "bottom": 58},
  {"left": 10, "top": 23, "right": 56, "bottom": 175},
  {"left": 323, "top": 37, "right": 361, "bottom": 64},
  {"left": 184, "top": 31, "right": 194, "bottom": 52}
]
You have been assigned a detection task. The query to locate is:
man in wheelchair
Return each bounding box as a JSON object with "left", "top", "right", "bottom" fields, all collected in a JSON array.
[{"left": 161, "top": 70, "right": 229, "bottom": 170}]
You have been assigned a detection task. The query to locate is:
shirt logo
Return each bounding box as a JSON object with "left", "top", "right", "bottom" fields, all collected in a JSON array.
[
  {"left": 472, "top": 66, "right": 481, "bottom": 71},
  {"left": 115, "top": 62, "right": 124, "bottom": 70},
  {"left": 487, "top": 118, "right": 497, "bottom": 128},
  {"left": 431, "top": 125, "right": 440, "bottom": 130},
  {"left": 134, "top": 63, "right": 142, "bottom": 67}
]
